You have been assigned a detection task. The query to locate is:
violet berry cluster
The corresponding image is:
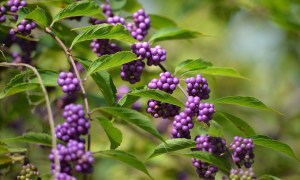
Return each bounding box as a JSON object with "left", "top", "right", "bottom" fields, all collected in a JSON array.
[
  {"left": 6, "top": 0, "right": 27, "bottom": 13},
  {"left": 170, "top": 112, "right": 193, "bottom": 139},
  {"left": 10, "top": 19, "right": 36, "bottom": 36},
  {"left": 90, "top": 39, "right": 122, "bottom": 57},
  {"left": 57, "top": 72, "right": 80, "bottom": 94},
  {"left": 230, "top": 136, "right": 255, "bottom": 168},
  {"left": 17, "top": 163, "right": 39, "bottom": 180},
  {"left": 0, "top": 6, "right": 6, "bottom": 23},
  {"left": 146, "top": 72, "right": 181, "bottom": 119},
  {"left": 186, "top": 74, "right": 210, "bottom": 99},
  {"left": 228, "top": 168, "right": 257, "bottom": 180},
  {"left": 127, "top": 9, "right": 151, "bottom": 41},
  {"left": 192, "top": 135, "right": 226, "bottom": 179},
  {"left": 101, "top": 3, "right": 113, "bottom": 17}
]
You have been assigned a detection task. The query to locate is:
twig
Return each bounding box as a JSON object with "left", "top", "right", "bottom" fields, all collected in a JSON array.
[
  {"left": 0, "top": 62, "right": 60, "bottom": 175},
  {"left": 158, "top": 63, "right": 188, "bottom": 98},
  {"left": 44, "top": 27, "right": 92, "bottom": 151}
]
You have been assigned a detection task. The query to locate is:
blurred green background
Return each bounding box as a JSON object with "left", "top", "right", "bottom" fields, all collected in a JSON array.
[{"left": 0, "top": 0, "right": 300, "bottom": 179}]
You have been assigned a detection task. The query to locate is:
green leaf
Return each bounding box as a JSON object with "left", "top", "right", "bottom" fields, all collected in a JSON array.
[
  {"left": 149, "top": 27, "right": 204, "bottom": 44},
  {"left": 149, "top": 14, "right": 177, "bottom": 29},
  {"left": 207, "top": 120, "right": 224, "bottom": 138},
  {"left": 0, "top": 147, "right": 27, "bottom": 154},
  {"left": 96, "top": 117, "right": 122, "bottom": 149},
  {"left": 52, "top": 1, "right": 103, "bottom": 25},
  {"left": 128, "top": 89, "right": 185, "bottom": 108},
  {"left": 250, "top": 135, "right": 299, "bottom": 161},
  {"left": 95, "top": 150, "right": 152, "bottom": 178},
  {"left": 87, "top": 51, "right": 137, "bottom": 75},
  {"left": 214, "top": 112, "right": 256, "bottom": 136},
  {"left": 0, "top": 70, "right": 58, "bottom": 99},
  {"left": 258, "top": 175, "right": 282, "bottom": 180},
  {"left": 196, "top": 67, "right": 247, "bottom": 79},
  {"left": 17, "top": 7, "right": 31, "bottom": 25},
  {"left": 91, "top": 71, "right": 117, "bottom": 106},
  {"left": 110, "top": 0, "right": 127, "bottom": 10},
  {"left": 71, "top": 24, "right": 137, "bottom": 48},
  {"left": 118, "top": 94, "right": 140, "bottom": 108},
  {"left": 212, "top": 96, "right": 281, "bottom": 114},
  {"left": 183, "top": 151, "right": 230, "bottom": 172},
  {"left": 123, "top": 0, "right": 142, "bottom": 13},
  {"left": 174, "top": 58, "right": 213, "bottom": 76},
  {"left": 148, "top": 138, "right": 196, "bottom": 159},
  {"left": 93, "top": 107, "right": 164, "bottom": 142},
  {"left": 21, "top": 7, "right": 48, "bottom": 28},
  {"left": 0, "top": 155, "right": 13, "bottom": 166},
  {"left": 2, "top": 132, "right": 56, "bottom": 147}
]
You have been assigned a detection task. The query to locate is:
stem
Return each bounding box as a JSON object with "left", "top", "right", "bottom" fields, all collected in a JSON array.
[
  {"left": 158, "top": 63, "right": 188, "bottom": 98},
  {"left": 0, "top": 62, "right": 60, "bottom": 175},
  {"left": 45, "top": 27, "right": 92, "bottom": 151}
]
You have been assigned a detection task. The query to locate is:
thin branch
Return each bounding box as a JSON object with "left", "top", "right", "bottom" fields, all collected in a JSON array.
[
  {"left": 0, "top": 62, "right": 60, "bottom": 175},
  {"left": 45, "top": 27, "right": 92, "bottom": 151},
  {"left": 158, "top": 63, "right": 188, "bottom": 98}
]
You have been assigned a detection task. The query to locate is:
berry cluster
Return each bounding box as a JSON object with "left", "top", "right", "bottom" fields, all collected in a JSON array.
[
  {"left": 116, "top": 85, "right": 141, "bottom": 111},
  {"left": 55, "top": 104, "right": 90, "bottom": 142},
  {"left": 131, "top": 42, "right": 151, "bottom": 59},
  {"left": 170, "top": 112, "right": 193, "bottom": 139},
  {"left": 101, "top": 3, "right": 113, "bottom": 17},
  {"left": 230, "top": 136, "right": 255, "bottom": 168},
  {"left": 56, "top": 173, "right": 77, "bottom": 180},
  {"left": 228, "top": 168, "right": 256, "bottom": 180},
  {"left": 128, "top": 9, "right": 151, "bottom": 41},
  {"left": 107, "top": 16, "right": 125, "bottom": 25},
  {"left": 17, "top": 163, "right": 39, "bottom": 180},
  {"left": 186, "top": 74, "right": 210, "bottom": 99},
  {"left": 191, "top": 158, "right": 218, "bottom": 180},
  {"left": 120, "top": 60, "right": 145, "bottom": 84},
  {"left": 0, "top": 6, "right": 6, "bottom": 23},
  {"left": 148, "top": 72, "right": 179, "bottom": 94},
  {"left": 194, "top": 135, "right": 226, "bottom": 155},
  {"left": 10, "top": 19, "right": 36, "bottom": 36},
  {"left": 57, "top": 72, "right": 80, "bottom": 94},
  {"left": 147, "top": 46, "right": 167, "bottom": 66},
  {"left": 147, "top": 99, "right": 181, "bottom": 119},
  {"left": 6, "top": 0, "right": 27, "bottom": 13},
  {"left": 191, "top": 135, "right": 226, "bottom": 179},
  {"left": 90, "top": 39, "right": 121, "bottom": 57},
  {"left": 184, "top": 96, "right": 200, "bottom": 117},
  {"left": 197, "top": 103, "right": 215, "bottom": 125}
]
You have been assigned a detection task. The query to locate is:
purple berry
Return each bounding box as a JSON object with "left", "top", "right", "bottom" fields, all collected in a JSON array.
[
  {"left": 131, "top": 42, "right": 151, "bottom": 60},
  {"left": 90, "top": 39, "right": 121, "bottom": 57},
  {"left": 127, "top": 9, "right": 151, "bottom": 41},
  {"left": 230, "top": 136, "right": 255, "bottom": 168},
  {"left": 197, "top": 103, "right": 215, "bottom": 125},
  {"left": 229, "top": 168, "right": 257, "bottom": 180},
  {"left": 170, "top": 112, "right": 193, "bottom": 139},
  {"left": 120, "top": 60, "right": 145, "bottom": 84},
  {"left": 148, "top": 72, "right": 179, "bottom": 94},
  {"left": 57, "top": 72, "right": 80, "bottom": 94},
  {"left": 147, "top": 45, "right": 167, "bottom": 66},
  {"left": 186, "top": 74, "right": 210, "bottom": 99},
  {"left": 147, "top": 99, "right": 180, "bottom": 119}
]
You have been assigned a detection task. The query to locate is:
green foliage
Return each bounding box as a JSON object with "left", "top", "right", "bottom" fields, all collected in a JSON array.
[
  {"left": 147, "top": 138, "right": 196, "bottom": 159},
  {"left": 149, "top": 14, "right": 177, "bottom": 29},
  {"left": 87, "top": 51, "right": 138, "bottom": 75},
  {"left": 71, "top": 24, "right": 137, "bottom": 48},
  {"left": 95, "top": 150, "right": 152, "bottom": 178},
  {"left": 174, "top": 58, "right": 213, "bottom": 76},
  {"left": 93, "top": 107, "right": 164, "bottom": 142},
  {"left": 96, "top": 117, "right": 122, "bottom": 149},
  {"left": 18, "top": 7, "right": 48, "bottom": 28}
]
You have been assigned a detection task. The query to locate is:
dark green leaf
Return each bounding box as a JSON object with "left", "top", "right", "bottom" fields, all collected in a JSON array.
[
  {"left": 212, "top": 96, "right": 281, "bottom": 114},
  {"left": 20, "top": 7, "right": 48, "bottom": 28},
  {"left": 258, "top": 175, "right": 282, "bottom": 180},
  {"left": 149, "top": 27, "right": 204, "bottom": 44},
  {"left": 96, "top": 117, "right": 122, "bottom": 149},
  {"left": 128, "top": 89, "right": 184, "bottom": 108},
  {"left": 71, "top": 24, "right": 137, "bottom": 48},
  {"left": 52, "top": 1, "right": 103, "bottom": 25},
  {"left": 149, "top": 14, "right": 177, "bottom": 29},
  {"left": 250, "top": 135, "right": 299, "bottom": 161},
  {"left": 0, "top": 70, "right": 58, "bottom": 99},
  {"left": 93, "top": 107, "right": 164, "bottom": 142},
  {"left": 174, "top": 58, "right": 213, "bottom": 76},
  {"left": 87, "top": 51, "right": 137, "bottom": 75},
  {"left": 2, "top": 132, "right": 56, "bottom": 147},
  {"left": 214, "top": 112, "right": 256, "bottom": 136},
  {"left": 207, "top": 120, "right": 224, "bottom": 138},
  {"left": 183, "top": 151, "right": 230, "bottom": 172},
  {"left": 95, "top": 150, "right": 152, "bottom": 178},
  {"left": 148, "top": 138, "right": 196, "bottom": 159},
  {"left": 91, "top": 71, "right": 117, "bottom": 106}
]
